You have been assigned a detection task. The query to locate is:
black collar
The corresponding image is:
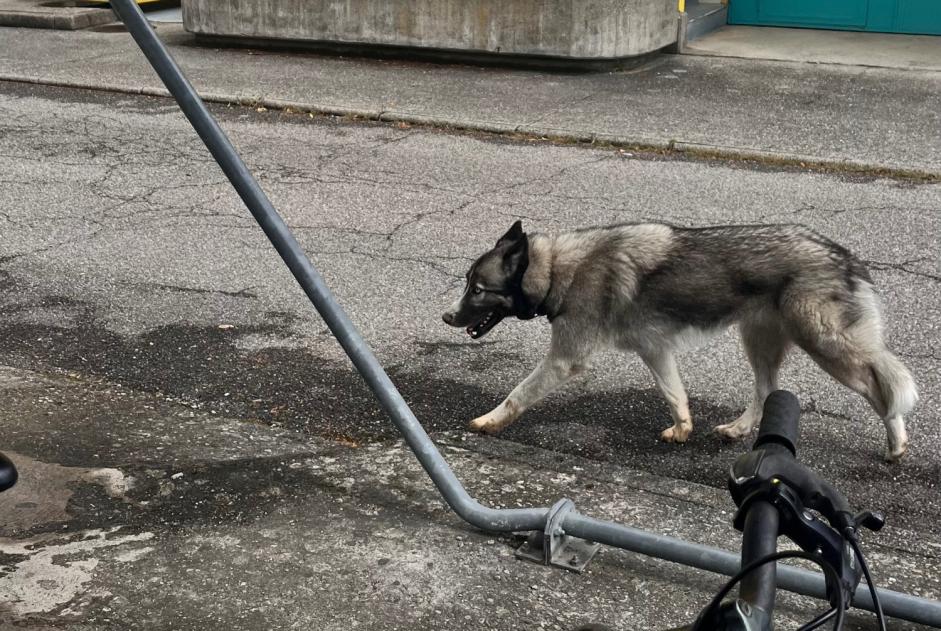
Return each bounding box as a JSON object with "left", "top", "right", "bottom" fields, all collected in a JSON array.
[
  {"left": 509, "top": 257, "right": 552, "bottom": 321},
  {"left": 498, "top": 238, "right": 553, "bottom": 322}
]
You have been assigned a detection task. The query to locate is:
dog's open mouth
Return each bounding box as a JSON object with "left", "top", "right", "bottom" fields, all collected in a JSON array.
[{"left": 466, "top": 311, "right": 504, "bottom": 339}]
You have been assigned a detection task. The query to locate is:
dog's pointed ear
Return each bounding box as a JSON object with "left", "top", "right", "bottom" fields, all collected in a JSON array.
[
  {"left": 496, "top": 220, "right": 524, "bottom": 247},
  {"left": 501, "top": 229, "right": 529, "bottom": 276}
]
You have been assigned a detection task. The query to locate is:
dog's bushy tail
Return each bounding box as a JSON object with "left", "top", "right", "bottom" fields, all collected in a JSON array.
[
  {"left": 871, "top": 349, "right": 918, "bottom": 419},
  {"left": 850, "top": 282, "right": 917, "bottom": 419}
]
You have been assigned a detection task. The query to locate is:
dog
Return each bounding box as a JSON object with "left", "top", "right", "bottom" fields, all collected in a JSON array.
[{"left": 442, "top": 221, "right": 917, "bottom": 462}]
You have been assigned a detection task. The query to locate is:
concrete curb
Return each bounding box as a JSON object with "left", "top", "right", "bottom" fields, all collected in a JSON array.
[
  {"left": 3, "top": 72, "right": 939, "bottom": 181},
  {"left": 682, "top": 49, "right": 941, "bottom": 74},
  {"left": 669, "top": 141, "right": 941, "bottom": 180},
  {"left": 0, "top": 6, "right": 116, "bottom": 30}
]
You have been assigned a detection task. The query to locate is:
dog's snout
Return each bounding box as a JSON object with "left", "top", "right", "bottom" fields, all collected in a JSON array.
[{"left": 442, "top": 312, "right": 455, "bottom": 325}]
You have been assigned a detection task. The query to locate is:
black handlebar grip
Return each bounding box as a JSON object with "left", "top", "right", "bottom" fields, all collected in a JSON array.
[{"left": 753, "top": 390, "right": 801, "bottom": 456}]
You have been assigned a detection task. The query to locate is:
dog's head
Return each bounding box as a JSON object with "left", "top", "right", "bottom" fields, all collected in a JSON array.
[{"left": 442, "top": 220, "right": 529, "bottom": 339}]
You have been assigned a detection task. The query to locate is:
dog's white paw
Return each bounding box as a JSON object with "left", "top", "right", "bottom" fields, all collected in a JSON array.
[
  {"left": 714, "top": 421, "right": 751, "bottom": 441},
  {"left": 660, "top": 423, "right": 692, "bottom": 443},
  {"left": 884, "top": 442, "right": 908, "bottom": 463},
  {"left": 469, "top": 415, "right": 502, "bottom": 434}
]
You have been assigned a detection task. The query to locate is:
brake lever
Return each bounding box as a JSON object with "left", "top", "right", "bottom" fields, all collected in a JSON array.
[
  {"left": 729, "top": 448, "right": 876, "bottom": 609},
  {"left": 733, "top": 448, "right": 850, "bottom": 522},
  {"left": 854, "top": 510, "right": 886, "bottom": 533},
  {"left": 731, "top": 479, "right": 857, "bottom": 609}
]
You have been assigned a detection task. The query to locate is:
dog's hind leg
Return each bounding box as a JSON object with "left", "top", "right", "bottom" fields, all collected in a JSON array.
[
  {"left": 788, "top": 283, "right": 916, "bottom": 462},
  {"left": 805, "top": 348, "right": 914, "bottom": 462},
  {"left": 469, "top": 328, "right": 592, "bottom": 434},
  {"left": 716, "top": 319, "right": 790, "bottom": 440},
  {"left": 870, "top": 349, "right": 917, "bottom": 461},
  {"left": 639, "top": 348, "right": 693, "bottom": 443}
]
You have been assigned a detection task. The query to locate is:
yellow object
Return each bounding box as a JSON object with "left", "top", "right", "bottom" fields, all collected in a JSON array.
[{"left": 678, "top": 0, "right": 686, "bottom": 13}]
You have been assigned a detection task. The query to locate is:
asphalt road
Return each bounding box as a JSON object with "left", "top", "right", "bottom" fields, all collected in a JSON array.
[
  {"left": 1, "top": 80, "right": 939, "bottom": 538},
  {"left": 3, "top": 23, "right": 941, "bottom": 175}
]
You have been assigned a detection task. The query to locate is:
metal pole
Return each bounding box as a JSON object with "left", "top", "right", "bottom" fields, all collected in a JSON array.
[
  {"left": 562, "top": 511, "right": 938, "bottom": 624},
  {"left": 108, "top": 0, "right": 546, "bottom": 535},
  {"left": 108, "top": 1, "right": 941, "bottom": 626}
]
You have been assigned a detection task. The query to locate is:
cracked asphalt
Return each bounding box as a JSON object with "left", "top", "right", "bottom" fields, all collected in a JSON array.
[
  {"left": 2, "top": 23, "right": 940, "bottom": 175},
  {"left": 0, "top": 79, "right": 939, "bottom": 627}
]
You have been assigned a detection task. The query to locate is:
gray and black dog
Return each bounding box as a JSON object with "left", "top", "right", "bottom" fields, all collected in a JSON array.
[{"left": 442, "top": 221, "right": 917, "bottom": 461}]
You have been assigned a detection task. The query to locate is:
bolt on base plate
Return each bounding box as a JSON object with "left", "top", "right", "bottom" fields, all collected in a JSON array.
[{"left": 514, "top": 498, "right": 601, "bottom": 572}]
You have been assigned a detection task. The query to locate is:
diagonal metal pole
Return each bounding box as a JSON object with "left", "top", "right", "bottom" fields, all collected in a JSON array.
[{"left": 108, "top": 1, "right": 941, "bottom": 627}]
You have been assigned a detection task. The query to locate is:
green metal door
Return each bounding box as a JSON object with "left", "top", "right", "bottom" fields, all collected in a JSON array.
[
  {"left": 895, "top": 0, "right": 941, "bottom": 33},
  {"left": 729, "top": 0, "right": 941, "bottom": 35}
]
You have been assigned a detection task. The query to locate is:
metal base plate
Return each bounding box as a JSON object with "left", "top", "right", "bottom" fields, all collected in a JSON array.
[{"left": 515, "top": 533, "right": 600, "bottom": 573}]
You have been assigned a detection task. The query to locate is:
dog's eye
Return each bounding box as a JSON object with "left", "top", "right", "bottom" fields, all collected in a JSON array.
[{"left": 472, "top": 287, "right": 483, "bottom": 295}]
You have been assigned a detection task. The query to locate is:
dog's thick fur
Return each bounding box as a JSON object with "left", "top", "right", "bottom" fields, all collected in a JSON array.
[{"left": 442, "top": 221, "right": 917, "bottom": 461}]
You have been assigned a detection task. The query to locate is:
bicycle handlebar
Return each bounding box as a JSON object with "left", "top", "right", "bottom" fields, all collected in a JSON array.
[
  {"left": 0, "top": 452, "right": 17, "bottom": 493},
  {"left": 736, "top": 391, "right": 801, "bottom": 622},
  {"left": 724, "top": 390, "right": 883, "bottom": 628},
  {"left": 579, "top": 390, "right": 885, "bottom": 631},
  {"left": 753, "top": 390, "right": 801, "bottom": 456}
]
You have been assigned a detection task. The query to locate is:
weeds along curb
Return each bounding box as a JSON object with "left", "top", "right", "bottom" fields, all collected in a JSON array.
[{"left": 2, "top": 73, "right": 939, "bottom": 183}]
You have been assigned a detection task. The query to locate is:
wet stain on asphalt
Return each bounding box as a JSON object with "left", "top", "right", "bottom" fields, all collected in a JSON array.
[
  {"left": 0, "top": 283, "right": 745, "bottom": 473},
  {"left": 0, "top": 311, "right": 737, "bottom": 467},
  {"left": 1, "top": 270, "right": 938, "bottom": 534},
  {"left": 54, "top": 455, "right": 361, "bottom": 537}
]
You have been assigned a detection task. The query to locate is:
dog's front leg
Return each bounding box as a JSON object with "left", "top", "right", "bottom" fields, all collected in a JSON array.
[
  {"left": 639, "top": 348, "right": 693, "bottom": 443},
  {"left": 470, "top": 353, "right": 587, "bottom": 434}
]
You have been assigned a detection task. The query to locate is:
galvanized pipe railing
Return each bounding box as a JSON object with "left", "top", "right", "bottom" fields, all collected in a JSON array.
[{"left": 109, "top": 1, "right": 941, "bottom": 626}]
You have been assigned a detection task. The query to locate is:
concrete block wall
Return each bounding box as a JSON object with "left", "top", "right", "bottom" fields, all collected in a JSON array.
[{"left": 182, "top": 0, "right": 677, "bottom": 59}]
